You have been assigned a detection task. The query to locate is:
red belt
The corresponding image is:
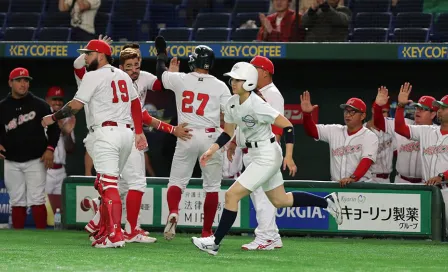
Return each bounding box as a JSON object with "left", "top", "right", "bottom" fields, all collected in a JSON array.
[
  {"left": 399, "top": 174, "right": 422, "bottom": 183},
  {"left": 374, "top": 173, "right": 390, "bottom": 179},
  {"left": 205, "top": 128, "right": 216, "bottom": 133},
  {"left": 242, "top": 148, "right": 248, "bottom": 154},
  {"left": 102, "top": 121, "right": 131, "bottom": 128},
  {"left": 51, "top": 163, "right": 63, "bottom": 169}
]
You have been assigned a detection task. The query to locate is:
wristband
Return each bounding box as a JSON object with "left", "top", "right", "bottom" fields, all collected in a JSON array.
[
  {"left": 46, "top": 146, "right": 55, "bottom": 152},
  {"left": 157, "top": 121, "right": 174, "bottom": 134},
  {"left": 283, "top": 126, "right": 295, "bottom": 144},
  {"left": 215, "top": 132, "right": 231, "bottom": 148},
  {"left": 51, "top": 114, "right": 57, "bottom": 121}
]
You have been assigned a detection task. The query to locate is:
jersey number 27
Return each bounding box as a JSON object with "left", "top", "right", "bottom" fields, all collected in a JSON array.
[
  {"left": 182, "top": 91, "right": 209, "bottom": 116},
  {"left": 111, "top": 80, "right": 129, "bottom": 103}
]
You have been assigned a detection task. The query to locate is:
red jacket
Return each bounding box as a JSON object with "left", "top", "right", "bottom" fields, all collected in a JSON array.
[{"left": 257, "top": 9, "right": 304, "bottom": 42}]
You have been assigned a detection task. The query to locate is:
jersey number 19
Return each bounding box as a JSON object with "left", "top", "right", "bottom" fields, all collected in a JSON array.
[
  {"left": 182, "top": 90, "right": 209, "bottom": 116},
  {"left": 111, "top": 80, "right": 129, "bottom": 103}
]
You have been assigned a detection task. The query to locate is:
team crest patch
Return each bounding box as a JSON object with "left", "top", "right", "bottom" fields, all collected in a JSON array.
[{"left": 242, "top": 115, "right": 257, "bottom": 128}]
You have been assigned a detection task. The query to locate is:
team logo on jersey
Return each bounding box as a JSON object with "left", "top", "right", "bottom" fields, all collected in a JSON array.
[
  {"left": 242, "top": 115, "right": 257, "bottom": 128},
  {"left": 331, "top": 144, "right": 362, "bottom": 157},
  {"left": 5, "top": 111, "right": 36, "bottom": 132},
  {"left": 377, "top": 138, "right": 393, "bottom": 153},
  {"left": 423, "top": 145, "right": 448, "bottom": 156},
  {"left": 399, "top": 141, "right": 419, "bottom": 153}
]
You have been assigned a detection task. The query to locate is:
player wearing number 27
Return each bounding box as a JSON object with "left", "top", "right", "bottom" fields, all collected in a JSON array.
[
  {"left": 154, "top": 36, "right": 232, "bottom": 240},
  {"left": 42, "top": 39, "right": 148, "bottom": 248}
]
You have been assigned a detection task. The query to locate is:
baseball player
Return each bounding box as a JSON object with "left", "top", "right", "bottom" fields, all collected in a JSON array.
[
  {"left": 84, "top": 47, "right": 192, "bottom": 244},
  {"left": 0, "top": 67, "right": 61, "bottom": 229},
  {"left": 374, "top": 86, "right": 438, "bottom": 184},
  {"left": 392, "top": 83, "right": 448, "bottom": 226},
  {"left": 45, "top": 86, "right": 76, "bottom": 213},
  {"left": 192, "top": 62, "right": 343, "bottom": 256},
  {"left": 301, "top": 91, "right": 379, "bottom": 186},
  {"left": 42, "top": 39, "right": 148, "bottom": 248},
  {"left": 154, "top": 36, "right": 231, "bottom": 240},
  {"left": 227, "top": 56, "right": 284, "bottom": 250},
  {"left": 365, "top": 98, "right": 395, "bottom": 183}
]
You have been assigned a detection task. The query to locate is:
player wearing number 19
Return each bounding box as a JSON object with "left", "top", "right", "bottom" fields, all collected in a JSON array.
[
  {"left": 155, "top": 36, "right": 232, "bottom": 240},
  {"left": 42, "top": 39, "right": 148, "bottom": 248}
]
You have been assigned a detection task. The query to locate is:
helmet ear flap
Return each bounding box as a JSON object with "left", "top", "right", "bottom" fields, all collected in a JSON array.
[{"left": 243, "top": 80, "right": 256, "bottom": 91}]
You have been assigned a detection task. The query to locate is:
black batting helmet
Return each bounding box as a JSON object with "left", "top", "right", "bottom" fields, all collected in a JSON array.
[{"left": 188, "top": 45, "right": 215, "bottom": 71}]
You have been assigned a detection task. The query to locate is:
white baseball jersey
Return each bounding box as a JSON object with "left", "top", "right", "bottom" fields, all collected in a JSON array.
[
  {"left": 316, "top": 125, "right": 378, "bottom": 181},
  {"left": 224, "top": 93, "right": 279, "bottom": 142},
  {"left": 384, "top": 118, "right": 423, "bottom": 178},
  {"left": 236, "top": 83, "right": 284, "bottom": 147},
  {"left": 365, "top": 124, "right": 394, "bottom": 175},
  {"left": 53, "top": 127, "right": 75, "bottom": 164},
  {"left": 161, "top": 71, "right": 231, "bottom": 128},
  {"left": 408, "top": 125, "right": 448, "bottom": 181},
  {"left": 74, "top": 65, "right": 138, "bottom": 127},
  {"left": 134, "top": 71, "right": 157, "bottom": 108},
  {"left": 73, "top": 61, "right": 94, "bottom": 130}
]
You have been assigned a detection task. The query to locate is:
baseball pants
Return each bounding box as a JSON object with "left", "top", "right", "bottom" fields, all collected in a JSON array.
[
  {"left": 4, "top": 158, "right": 46, "bottom": 206},
  {"left": 168, "top": 128, "right": 223, "bottom": 192},
  {"left": 243, "top": 149, "right": 281, "bottom": 241},
  {"left": 394, "top": 174, "right": 424, "bottom": 185},
  {"left": 119, "top": 143, "right": 146, "bottom": 194},
  {"left": 46, "top": 167, "right": 67, "bottom": 195},
  {"left": 83, "top": 132, "right": 95, "bottom": 158}
]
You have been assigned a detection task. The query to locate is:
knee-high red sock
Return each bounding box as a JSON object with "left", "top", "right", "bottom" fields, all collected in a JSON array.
[
  {"left": 202, "top": 192, "right": 219, "bottom": 237},
  {"left": 31, "top": 204, "right": 47, "bottom": 229},
  {"left": 104, "top": 188, "right": 123, "bottom": 236},
  {"left": 126, "top": 190, "right": 144, "bottom": 233},
  {"left": 167, "top": 186, "right": 182, "bottom": 214},
  {"left": 12, "top": 206, "right": 27, "bottom": 229}
]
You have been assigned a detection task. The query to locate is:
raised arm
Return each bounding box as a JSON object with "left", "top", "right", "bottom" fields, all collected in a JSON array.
[
  {"left": 300, "top": 91, "right": 319, "bottom": 139},
  {"left": 394, "top": 83, "right": 413, "bottom": 139},
  {"left": 373, "top": 86, "right": 390, "bottom": 132}
]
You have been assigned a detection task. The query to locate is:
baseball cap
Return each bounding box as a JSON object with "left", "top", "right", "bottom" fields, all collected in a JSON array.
[
  {"left": 77, "top": 39, "right": 112, "bottom": 56},
  {"left": 411, "top": 96, "right": 438, "bottom": 111},
  {"left": 9, "top": 67, "right": 33, "bottom": 81},
  {"left": 46, "top": 86, "right": 65, "bottom": 99},
  {"left": 250, "top": 56, "right": 274, "bottom": 75},
  {"left": 433, "top": 95, "right": 448, "bottom": 108},
  {"left": 340, "top": 98, "right": 367, "bottom": 113}
]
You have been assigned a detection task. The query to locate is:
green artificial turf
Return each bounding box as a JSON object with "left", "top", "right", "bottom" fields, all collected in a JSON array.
[{"left": 0, "top": 230, "right": 446, "bottom": 272}]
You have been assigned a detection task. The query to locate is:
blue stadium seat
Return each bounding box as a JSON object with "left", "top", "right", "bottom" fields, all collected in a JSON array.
[
  {"left": 354, "top": 12, "right": 392, "bottom": 29},
  {"left": 395, "top": 12, "right": 432, "bottom": 29},
  {"left": 234, "top": 12, "right": 261, "bottom": 29},
  {"left": 7, "top": 12, "right": 41, "bottom": 28},
  {"left": 352, "top": 27, "right": 388, "bottom": 42},
  {"left": 231, "top": 27, "right": 258, "bottom": 41},
  {"left": 3, "top": 27, "right": 36, "bottom": 41},
  {"left": 95, "top": 12, "right": 111, "bottom": 36},
  {"left": 113, "top": 0, "right": 149, "bottom": 19},
  {"left": 111, "top": 18, "right": 141, "bottom": 41},
  {"left": 193, "top": 13, "right": 231, "bottom": 30},
  {"left": 99, "top": 0, "right": 115, "bottom": 14},
  {"left": 0, "top": 12, "right": 5, "bottom": 29},
  {"left": 395, "top": 0, "right": 424, "bottom": 13},
  {"left": 10, "top": 0, "right": 45, "bottom": 12},
  {"left": 352, "top": 0, "right": 391, "bottom": 14},
  {"left": 0, "top": 0, "right": 9, "bottom": 13},
  {"left": 159, "top": 27, "right": 193, "bottom": 41},
  {"left": 42, "top": 12, "right": 71, "bottom": 28},
  {"left": 37, "top": 27, "right": 71, "bottom": 41},
  {"left": 233, "top": 0, "right": 269, "bottom": 15},
  {"left": 195, "top": 27, "right": 231, "bottom": 41},
  {"left": 433, "top": 13, "right": 448, "bottom": 42},
  {"left": 149, "top": 3, "right": 177, "bottom": 39},
  {"left": 392, "top": 27, "right": 429, "bottom": 42}
]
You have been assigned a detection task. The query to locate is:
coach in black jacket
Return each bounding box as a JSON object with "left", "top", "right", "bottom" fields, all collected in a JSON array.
[{"left": 0, "top": 67, "right": 60, "bottom": 229}]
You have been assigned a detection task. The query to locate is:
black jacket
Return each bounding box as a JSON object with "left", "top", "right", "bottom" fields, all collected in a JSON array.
[{"left": 0, "top": 92, "right": 60, "bottom": 162}]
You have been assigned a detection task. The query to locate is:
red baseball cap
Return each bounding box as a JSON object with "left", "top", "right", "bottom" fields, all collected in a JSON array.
[
  {"left": 77, "top": 39, "right": 112, "bottom": 56},
  {"left": 433, "top": 95, "right": 448, "bottom": 108},
  {"left": 46, "top": 86, "right": 65, "bottom": 99},
  {"left": 250, "top": 56, "right": 274, "bottom": 74},
  {"left": 340, "top": 98, "right": 367, "bottom": 113},
  {"left": 411, "top": 96, "right": 438, "bottom": 111},
  {"left": 9, "top": 67, "right": 33, "bottom": 81}
]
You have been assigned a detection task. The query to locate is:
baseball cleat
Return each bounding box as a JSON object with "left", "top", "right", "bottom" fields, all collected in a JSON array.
[
  {"left": 124, "top": 229, "right": 157, "bottom": 243},
  {"left": 164, "top": 213, "right": 178, "bottom": 241},
  {"left": 93, "top": 233, "right": 125, "bottom": 249},
  {"left": 325, "top": 192, "right": 343, "bottom": 225},
  {"left": 241, "top": 238, "right": 283, "bottom": 251},
  {"left": 192, "top": 236, "right": 219, "bottom": 256}
]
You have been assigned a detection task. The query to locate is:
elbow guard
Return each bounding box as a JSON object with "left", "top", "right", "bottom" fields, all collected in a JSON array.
[
  {"left": 215, "top": 132, "right": 231, "bottom": 149},
  {"left": 283, "top": 126, "right": 295, "bottom": 144}
]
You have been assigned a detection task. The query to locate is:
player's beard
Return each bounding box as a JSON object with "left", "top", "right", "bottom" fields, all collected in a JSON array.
[{"left": 86, "top": 58, "right": 99, "bottom": 72}]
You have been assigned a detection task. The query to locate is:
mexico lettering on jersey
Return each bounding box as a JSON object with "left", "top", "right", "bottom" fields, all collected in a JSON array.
[
  {"left": 365, "top": 124, "right": 395, "bottom": 175},
  {"left": 161, "top": 71, "right": 231, "bottom": 128},
  {"left": 224, "top": 93, "right": 279, "bottom": 142},
  {"left": 409, "top": 125, "right": 448, "bottom": 181},
  {"left": 385, "top": 118, "right": 422, "bottom": 178},
  {"left": 74, "top": 65, "right": 138, "bottom": 127},
  {"left": 316, "top": 125, "right": 378, "bottom": 181}
]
